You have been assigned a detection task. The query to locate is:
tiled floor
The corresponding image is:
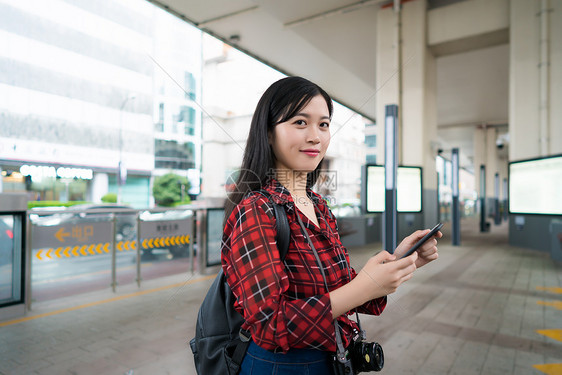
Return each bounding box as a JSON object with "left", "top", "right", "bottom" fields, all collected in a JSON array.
[{"left": 0, "top": 217, "right": 560, "bottom": 374}]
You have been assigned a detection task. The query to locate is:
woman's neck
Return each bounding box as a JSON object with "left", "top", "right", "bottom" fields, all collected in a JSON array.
[{"left": 276, "top": 170, "right": 308, "bottom": 200}]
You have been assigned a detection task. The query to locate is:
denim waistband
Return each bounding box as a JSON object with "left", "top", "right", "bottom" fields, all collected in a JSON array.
[{"left": 246, "top": 341, "right": 331, "bottom": 364}]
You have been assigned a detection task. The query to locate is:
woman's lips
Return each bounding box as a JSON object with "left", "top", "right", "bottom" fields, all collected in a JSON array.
[{"left": 301, "top": 150, "right": 320, "bottom": 157}]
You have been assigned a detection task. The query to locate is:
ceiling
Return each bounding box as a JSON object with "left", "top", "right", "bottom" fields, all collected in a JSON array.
[{"left": 146, "top": 0, "right": 509, "bottom": 170}]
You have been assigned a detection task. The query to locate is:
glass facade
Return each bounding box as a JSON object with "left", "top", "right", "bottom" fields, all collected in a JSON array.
[
  {"left": 365, "top": 134, "right": 377, "bottom": 148},
  {"left": 155, "top": 140, "right": 196, "bottom": 170}
]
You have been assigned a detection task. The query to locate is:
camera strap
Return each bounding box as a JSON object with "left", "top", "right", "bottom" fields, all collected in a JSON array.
[{"left": 296, "top": 212, "right": 348, "bottom": 361}]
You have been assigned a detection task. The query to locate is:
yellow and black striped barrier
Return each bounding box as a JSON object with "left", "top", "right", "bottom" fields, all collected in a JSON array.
[{"left": 35, "top": 234, "right": 191, "bottom": 261}]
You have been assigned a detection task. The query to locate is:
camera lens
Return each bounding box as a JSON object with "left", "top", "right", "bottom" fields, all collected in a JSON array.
[{"left": 351, "top": 341, "right": 384, "bottom": 372}]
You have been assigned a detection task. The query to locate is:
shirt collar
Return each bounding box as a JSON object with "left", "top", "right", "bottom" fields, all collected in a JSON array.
[
  {"left": 262, "top": 178, "right": 331, "bottom": 220},
  {"left": 262, "top": 178, "right": 295, "bottom": 208}
]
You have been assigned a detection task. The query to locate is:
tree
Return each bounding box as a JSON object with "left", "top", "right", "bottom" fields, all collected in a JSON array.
[{"left": 153, "top": 173, "right": 191, "bottom": 207}]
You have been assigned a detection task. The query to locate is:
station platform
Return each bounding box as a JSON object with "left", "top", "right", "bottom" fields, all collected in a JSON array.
[{"left": 0, "top": 217, "right": 560, "bottom": 375}]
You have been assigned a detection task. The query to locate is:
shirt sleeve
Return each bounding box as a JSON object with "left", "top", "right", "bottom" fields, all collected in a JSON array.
[
  {"left": 222, "top": 196, "right": 336, "bottom": 353},
  {"left": 321, "top": 203, "right": 387, "bottom": 316},
  {"left": 348, "top": 268, "right": 387, "bottom": 315}
]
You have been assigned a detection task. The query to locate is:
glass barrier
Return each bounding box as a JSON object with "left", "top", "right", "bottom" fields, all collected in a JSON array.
[
  {"left": 28, "top": 206, "right": 201, "bottom": 303},
  {"left": 138, "top": 208, "right": 195, "bottom": 282},
  {"left": 30, "top": 212, "right": 116, "bottom": 302},
  {"left": 206, "top": 209, "right": 224, "bottom": 267}
]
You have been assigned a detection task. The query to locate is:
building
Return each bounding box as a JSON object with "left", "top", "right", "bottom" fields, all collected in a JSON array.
[
  {"left": 0, "top": 0, "right": 202, "bottom": 207},
  {"left": 152, "top": 9, "right": 202, "bottom": 200},
  {"left": 201, "top": 35, "right": 369, "bottom": 207}
]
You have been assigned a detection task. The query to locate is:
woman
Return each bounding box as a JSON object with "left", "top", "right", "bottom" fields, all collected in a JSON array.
[{"left": 221, "top": 76, "right": 441, "bottom": 374}]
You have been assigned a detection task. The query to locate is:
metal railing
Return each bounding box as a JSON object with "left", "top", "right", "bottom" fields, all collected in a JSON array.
[{"left": 25, "top": 200, "right": 225, "bottom": 309}]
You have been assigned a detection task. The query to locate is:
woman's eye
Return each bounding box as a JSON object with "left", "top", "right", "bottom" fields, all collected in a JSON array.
[
  {"left": 295, "top": 120, "right": 306, "bottom": 126},
  {"left": 320, "top": 122, "right": 330, "bottom": 128}
]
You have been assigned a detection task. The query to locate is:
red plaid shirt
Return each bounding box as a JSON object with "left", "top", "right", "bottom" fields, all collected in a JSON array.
[{"left": 221, "top": 178, "right": 386, "bottom": 353}]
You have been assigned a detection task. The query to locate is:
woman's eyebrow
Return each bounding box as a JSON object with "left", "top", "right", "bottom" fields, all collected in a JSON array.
[{"left": 295, "top": 112, "right": 331, "bottom": 120}]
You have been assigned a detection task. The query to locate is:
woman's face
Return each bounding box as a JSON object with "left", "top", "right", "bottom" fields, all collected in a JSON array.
[{"left": 270, "top": 94, "right": 331, "bottom": 175}]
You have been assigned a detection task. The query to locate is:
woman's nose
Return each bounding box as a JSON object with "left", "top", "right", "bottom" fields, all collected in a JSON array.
[{"left": 307, "top": 127, "right": 321, "bottom": 143}]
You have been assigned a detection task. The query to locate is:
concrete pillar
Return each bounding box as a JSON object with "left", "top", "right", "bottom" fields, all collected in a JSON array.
[
  {"left": 90, "top": 173, "right": 109, "bottom": 203},
  {"left": 376, "top": 0, "right": 438, "bottom": 229},
  {"left": 509, "top": 0, "right": 561, "bottom": 252},
  {"left": 473, "top": 127, "right": 485, "bottom": 194},
  {"left": 485, "top": 127, "right": 498, "bottom": 199},
  {"left": 510, "top": 0, "right": 562, "bottom": 161},
  {"left": 474, "top": 126, "right": 506, "bottom": 218}
]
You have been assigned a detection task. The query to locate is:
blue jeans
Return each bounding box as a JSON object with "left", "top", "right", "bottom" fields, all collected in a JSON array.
[{"left": 240, "top": 341, "right": 334, "bottom": 375}]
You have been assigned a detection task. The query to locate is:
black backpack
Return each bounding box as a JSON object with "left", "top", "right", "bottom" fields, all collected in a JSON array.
[{"left": 190, "top": 194, "right": 290, "bottom": 375}]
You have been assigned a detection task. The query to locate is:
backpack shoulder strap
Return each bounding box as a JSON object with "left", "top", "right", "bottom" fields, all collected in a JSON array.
[
  {"left": 272, "top": 202, "right": 290, "bottom": 261},
  {"left": 253, "top": 190, "right": 290, "bottom": 261}
]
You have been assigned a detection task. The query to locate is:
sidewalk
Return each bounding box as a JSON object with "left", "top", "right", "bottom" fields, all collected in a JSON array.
[{"left": 0, "top": 217, "right": 560, "bottom": 375}]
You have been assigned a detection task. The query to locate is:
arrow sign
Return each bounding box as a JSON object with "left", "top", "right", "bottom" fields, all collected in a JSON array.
[
  {"left": 63, "top": 247, "right": 71, "bottom": 257},
  {"left": 33, "top": 222, "right": 112, "bottom": 248},
  {"left": 534, "top": 364, "right": 562, "bottom": 375},
  {"left": 139, "top": 217, "right": 193, "bottom": 248},
  {"left": 537, "top": 301, "right": 562, "bottom": 310},
  {"left": 55, "top": 228, "right": 70, "bottom": 242},
  {"left": 45, "top": 249, "right": 53, "bottom": 259},
  {"left": 537, "top": 329, "right": 562, "bottom": 342},
  {"left": 103, "top": 243, "right": 110, "bottom": 253},
  {"left": 36, "top": 250, "right": 44, "bottom": 260},
  {"left": 72, "top": 246, "right": 80, "bottom": 257}
]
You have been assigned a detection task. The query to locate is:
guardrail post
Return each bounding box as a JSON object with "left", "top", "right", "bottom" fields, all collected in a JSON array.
[
  {"left": 199, "top": 208, "right": 208, "bottom": 273},
  {"left": 189, "top": 215, "right": 194, "bottom": 275},
  {"left": 26, "top": 217, "right": 33, "bottom": 311},
  {"left": 136, "top": 213, "right": 142, "bottom": 287},
  {"left": 111, "top": 213, "right": 117, "bottom": 293}
]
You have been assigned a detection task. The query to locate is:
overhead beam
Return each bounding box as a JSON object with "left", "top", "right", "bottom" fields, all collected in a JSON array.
[
  {"left": 284, "top": 0, "right": 386, "bottom": 28},
  {"left": 428, "top": 0, "right": 509, "bottom": 55},
  {"left": 198, "top": 6, "right": 259, "bottom": 27}
]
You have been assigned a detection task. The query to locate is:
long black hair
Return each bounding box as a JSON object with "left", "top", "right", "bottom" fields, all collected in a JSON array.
[{"left": 224, "top": 76, "right": 333, "bottom": 222}]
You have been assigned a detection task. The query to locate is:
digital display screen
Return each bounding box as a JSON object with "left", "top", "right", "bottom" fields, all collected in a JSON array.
[
  {"left": 366, "top": 166, "right": 422, "bottom": 212},
  {"left": 509, "top": 155, "right": 562, "bottom": 215}
]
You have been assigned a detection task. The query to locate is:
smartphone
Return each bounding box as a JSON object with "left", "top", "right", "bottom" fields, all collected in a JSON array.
[{"left": 400, "top": 222, "right": 443, "bottom": 259}]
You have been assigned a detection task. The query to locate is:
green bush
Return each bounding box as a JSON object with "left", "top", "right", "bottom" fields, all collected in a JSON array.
[
  {"left": 101, "top": 193, "right": 117, "bottom": 203},
  {"left": 172, "top": 198, "right": 193, "bottom": 207},
  {"left": 28, "top": 201, "right": 90, "bottom": 209},
  {"left": 153, "top": 173, "right": 191, "bottom": 207}
]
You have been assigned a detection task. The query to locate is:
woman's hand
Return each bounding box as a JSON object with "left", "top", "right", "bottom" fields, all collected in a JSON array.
[
  {"left": 394, "top": 229, "right": 441, "bottom": 268},
  {"left": 330, "top": 251, "right": 417, "bottom": 318},
  {"left": 356, "top": 250, "right": 418, "bottom": 299}
]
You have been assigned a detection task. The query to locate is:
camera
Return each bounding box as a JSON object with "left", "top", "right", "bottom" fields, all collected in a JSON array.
[
  {"left": 332, "top": 340, "right": 384, "bottom": 374},
  {"left": 496, "top": 138, "right": 504, "bottom": 149}
]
